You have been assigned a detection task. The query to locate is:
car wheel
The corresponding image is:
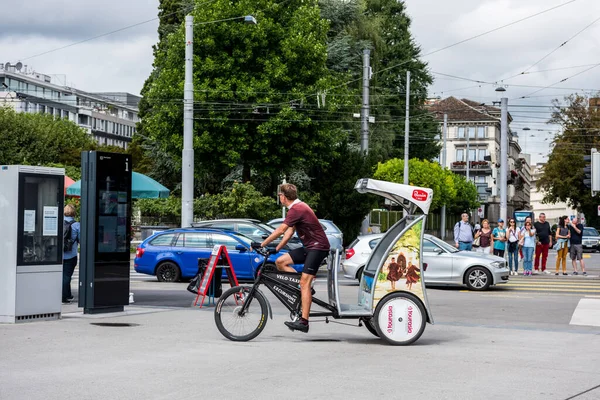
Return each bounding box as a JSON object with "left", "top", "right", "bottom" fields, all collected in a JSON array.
[
  {"left": 465, "top": 266, "right": 491, "bottom": 291},
  {"left": 356, "top": 267, "right": 364, "bottom": 281},
  {"left": 156, "top": 261, "right": 181, "bottom": 282}
]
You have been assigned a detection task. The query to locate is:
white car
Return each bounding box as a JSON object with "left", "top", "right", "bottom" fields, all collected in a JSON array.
[{"left": 341, "top": 233, "right": 509, "bottom": 291}]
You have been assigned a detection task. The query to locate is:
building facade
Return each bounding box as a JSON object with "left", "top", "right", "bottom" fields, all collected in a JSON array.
[
  {"left": 428, "top": 96, "right": 532, "bottom": 223},
  {"left": 529, "top": 163, "right": 579, "bottom": 225},
  {"left": 0, "top": 64, "right": 139, "bottom": 149}
]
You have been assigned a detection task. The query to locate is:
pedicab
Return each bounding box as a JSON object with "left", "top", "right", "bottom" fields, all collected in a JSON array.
[{"left": 214, "top": 178, "right": 434, "bottom": 345}]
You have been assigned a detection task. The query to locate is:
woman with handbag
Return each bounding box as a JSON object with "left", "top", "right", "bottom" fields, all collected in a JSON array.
[
  {"left": 474, "top": 219, "right": 494, "bottom": 254},
  {"left": 519, "top": 220, "right": 536, "bottom": 276},
  {"left": 554, "top": 216, "right": 570, "bottom": 276},
  {"left": 507, "top": 219, "right": 520, "bottom": 275}
]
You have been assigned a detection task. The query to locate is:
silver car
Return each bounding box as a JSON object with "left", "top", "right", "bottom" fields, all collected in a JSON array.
[
  {"left": 342, "top": 233, "right": 509, "bottom": 291},
  {"left": 267, "top": 218, "right": 344, "bottom": 252}
]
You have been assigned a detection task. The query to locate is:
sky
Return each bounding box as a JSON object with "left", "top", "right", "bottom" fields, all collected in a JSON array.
[{"left": 2, "top": 0, "right": 600, "bottom": 164}]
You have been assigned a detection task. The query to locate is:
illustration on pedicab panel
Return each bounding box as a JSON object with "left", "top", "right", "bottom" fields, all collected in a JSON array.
[
  {"left": 405, "top": 260, "right": 421, "bottom": 290},
  {"left": 386, "top": 255, "right": 406, "bottom": 290}
]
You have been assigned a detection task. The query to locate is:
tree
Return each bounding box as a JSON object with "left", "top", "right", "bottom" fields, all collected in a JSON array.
[
  {"left": 372, "top": 158, "right": 479, "bottom": 212},
  {"left": 0, "top": 106, "right": 95, "bottom": 167},
  {"left": 538, "top": 94, "right": 600, "bottom": 226},
  {"left": 141, "top": 0, "right": 348, "bottom": 195}
]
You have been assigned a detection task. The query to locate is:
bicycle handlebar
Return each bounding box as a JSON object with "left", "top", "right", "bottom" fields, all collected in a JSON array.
[{"left": 251, "top": 242, "right": 278, "bottom": 256}]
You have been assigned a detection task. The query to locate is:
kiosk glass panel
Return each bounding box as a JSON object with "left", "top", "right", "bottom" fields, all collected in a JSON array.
[{"left": 17, "top": 174, "right": 63, "bottom": 266}]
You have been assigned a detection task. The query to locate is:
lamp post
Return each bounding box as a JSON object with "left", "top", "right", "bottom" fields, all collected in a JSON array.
[
  {"left": 181, "top": 14, "right": 257, "bottom": 228},
  {"left": 496, "top": 86, "right": 508, "bottom": 224}
]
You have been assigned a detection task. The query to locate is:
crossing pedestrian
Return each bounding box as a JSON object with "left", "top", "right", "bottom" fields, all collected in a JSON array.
[
  {"left": 507, "top": 219, "right": 520, "bottom": 275},
  {"left": 568, "top": 216, "right": 587, "bottom": 276},
  {"left": 555, "top": 216, "right": 570, "bottom": 276},
  {"left": 533, "top": 213, "right": 552, "bottom": 274},
  {"left": 520, "top": 220, "right": 536, "bottom": 276}
]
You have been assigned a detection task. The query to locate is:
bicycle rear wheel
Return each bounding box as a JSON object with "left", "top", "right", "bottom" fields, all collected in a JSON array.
[{"left": 214, "top": 286, "right": 269, "bottom": 341}]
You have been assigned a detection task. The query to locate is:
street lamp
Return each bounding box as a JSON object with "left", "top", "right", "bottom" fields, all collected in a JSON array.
[{"left": 181, "top": 14, "right": 257, "bottom": 228}]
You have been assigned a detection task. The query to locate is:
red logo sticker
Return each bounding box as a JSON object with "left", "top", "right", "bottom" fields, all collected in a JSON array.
[{"left": 412, "top": 190, "right": 428, "bottom": 202}]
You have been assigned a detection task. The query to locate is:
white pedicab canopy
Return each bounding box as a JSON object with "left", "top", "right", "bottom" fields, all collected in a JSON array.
[{"left": 354, "top": 178, "right": 433, "bottom": 215}]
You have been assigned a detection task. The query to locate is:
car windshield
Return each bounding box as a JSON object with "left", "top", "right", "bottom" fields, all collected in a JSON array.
[
  {"left": 426, "top": 235, "right": 459, "bottom": 253},
  {"left": 257, "top": 222, "right": 275, "bottom": 232},
  {"left": 231, "top": 232, "right": 253, "bottom": 246},
  {"left": 583, "top": 227, "right": 599, "bottom": 236}
]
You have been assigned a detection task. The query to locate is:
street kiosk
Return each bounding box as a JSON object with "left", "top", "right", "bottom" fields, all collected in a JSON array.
[
  {"left": 79, "top": 151, "right": 132, "bottom": 314},
  {"left": 0, "top": 165, "right": 65, "bottom": 323}
]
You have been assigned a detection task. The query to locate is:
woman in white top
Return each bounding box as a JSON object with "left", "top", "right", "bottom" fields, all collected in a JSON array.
[{"left": 506, "top": 218, "right": 520, "bottom": 275}]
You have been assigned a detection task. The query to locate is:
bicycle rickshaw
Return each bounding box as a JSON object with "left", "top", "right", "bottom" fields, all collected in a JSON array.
[{"left": 214, "top": 178, "right": 434, "bottom": 345}]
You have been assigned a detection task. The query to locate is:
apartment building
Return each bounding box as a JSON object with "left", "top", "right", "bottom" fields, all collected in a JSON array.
[
  {"left": 0, "top": 63, "right": 139, "bottom": 149},
  {"left": 428, "top": 96, "right": 532, "bottom": 222}
]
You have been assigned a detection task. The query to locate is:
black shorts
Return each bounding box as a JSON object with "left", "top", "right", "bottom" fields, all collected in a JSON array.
[{"left": 288, "top": 248, "right": 329, "bottom": 276}]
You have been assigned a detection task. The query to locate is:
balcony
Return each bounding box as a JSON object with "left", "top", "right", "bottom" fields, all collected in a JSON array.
[{"left": 450, "top": 161, "right": 492, "bottom": 172}]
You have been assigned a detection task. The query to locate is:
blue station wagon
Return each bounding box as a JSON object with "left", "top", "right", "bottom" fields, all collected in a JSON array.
[{"left": 134, "top": 228, "right": 302, "bottom": 282}]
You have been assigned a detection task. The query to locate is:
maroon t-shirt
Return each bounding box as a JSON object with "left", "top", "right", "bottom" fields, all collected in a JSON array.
[{"left": 283, "top": 202, "right": 330, "bottom": 251}]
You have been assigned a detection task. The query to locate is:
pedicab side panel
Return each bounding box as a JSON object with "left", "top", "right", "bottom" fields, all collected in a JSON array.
[{"left": 358, "top": 216, "right": 433, "bottom": 326}]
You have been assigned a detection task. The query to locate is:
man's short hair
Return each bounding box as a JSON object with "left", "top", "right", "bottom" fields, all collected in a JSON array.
[
  {"left": 461, "top": 213, "right": 469, "bottom": 218},
  {"left": 64, "top": 204, "right": 76, "bottom": 217},
  {"left": 279, "top": 183, "right": 298, "bottom": 201},
  {"left": 540, "top": 213, "right": 545, "bottom": 217}
]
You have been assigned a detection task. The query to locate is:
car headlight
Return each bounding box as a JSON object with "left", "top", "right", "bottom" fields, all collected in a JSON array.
[{"left": 490, "top": 261, "right": 505, "bottom": 269}]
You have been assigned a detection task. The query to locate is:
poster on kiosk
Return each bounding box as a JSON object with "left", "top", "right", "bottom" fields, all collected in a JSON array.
[{"left": 79, "top": 152, "right": 132, "bottom": 314}]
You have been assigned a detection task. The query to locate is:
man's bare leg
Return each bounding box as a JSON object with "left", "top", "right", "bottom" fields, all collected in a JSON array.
[
  {"left": 275, "top": 253, "right": 296, "bottom": 273},
  {"left": 300, "top": 273, "right": 314, "bottom": 320}
]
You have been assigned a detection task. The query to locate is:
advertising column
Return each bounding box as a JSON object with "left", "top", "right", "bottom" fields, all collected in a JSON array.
[{"left": 79, "top": 152, "right": 132, "bottom": 314}]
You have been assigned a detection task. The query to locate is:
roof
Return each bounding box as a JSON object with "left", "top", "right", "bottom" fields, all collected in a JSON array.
[{"left": 427, "top": 96, "right": 507, "bottom": 123}]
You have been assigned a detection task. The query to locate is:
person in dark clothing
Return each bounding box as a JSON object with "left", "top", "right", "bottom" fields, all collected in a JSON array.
[
  {"left": 568, "top": 216, "right": 587, "bottom": 276},
  {"left": 62, "top": 204, "right": 80, "bottom": 304},
  {"left": 533, "top": 213, "right": 552, "bottom": 274},
  {"left": 261, "top": 183, "right": 330, "bottom": 333}
]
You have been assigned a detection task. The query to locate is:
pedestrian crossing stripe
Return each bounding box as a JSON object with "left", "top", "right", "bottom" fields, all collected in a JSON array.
[
  {"left": 506, "top": 287, "right": 600, "bottom": 293},
  {"left": 506, "top": 282, "right": 600, "bottom": 288}
]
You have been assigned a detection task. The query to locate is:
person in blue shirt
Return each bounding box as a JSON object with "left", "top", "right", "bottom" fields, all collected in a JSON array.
[
  {"left": 63, "top": 204, "right": 81, "bottom": 304},
  {"left": 492, "top": 219, "right": 507, "bottom": 257}
]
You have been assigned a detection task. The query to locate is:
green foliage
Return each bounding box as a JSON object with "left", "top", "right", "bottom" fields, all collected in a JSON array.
[
  {"left": 538, "top": 94, "right": 600, "bottom": 226},
  {"left": 141, "top": 0, "right": 347, "bottom": 194},
  {"left": 135, "top": 182, "right": 280, "bottom": 221},
  {"left": 373, "top": 158, "right": 479, "bottom": 211},
  {"left": 0, "top": 106, "right": 95, "bottom": 166},
  {"left": 310, "top": 142, "right": 379, "bottom": 245}
]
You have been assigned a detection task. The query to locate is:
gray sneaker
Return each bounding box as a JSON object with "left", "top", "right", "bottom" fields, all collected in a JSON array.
[{"left": 573, "top": 271, "right": 579, "bottom": 276}]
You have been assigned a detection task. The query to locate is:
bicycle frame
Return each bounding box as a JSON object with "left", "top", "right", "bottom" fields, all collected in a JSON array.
[{"left": 238, "top": 250, "right": 337, "bottom": 318}]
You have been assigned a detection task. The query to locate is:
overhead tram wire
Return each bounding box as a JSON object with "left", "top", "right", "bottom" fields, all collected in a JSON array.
[
  {"left": 518, "top": 62, "right": 600, "bottom": 99},
  {"left": 496, "top": 15, "right": 600, "bottom": 83},
  {"left": 277, "top": 0, "right": 579, "bottom": 107}
]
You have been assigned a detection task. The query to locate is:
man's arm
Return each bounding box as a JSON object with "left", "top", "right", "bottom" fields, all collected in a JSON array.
[
  {"left": 571, "top": 222, "right": 582, "bottom": 234},
  {"left": 453, "top": 223, "right": 460, "bottom": 247},
  {"left": 275, "top": 226, "right": 296, "bottom": 252},
  {"left": 260, "top": 224, "right": 288, "bottom": 248}
]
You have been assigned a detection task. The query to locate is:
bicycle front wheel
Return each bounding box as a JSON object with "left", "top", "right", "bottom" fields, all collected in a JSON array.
[{"left": 214, "top": 286, "right": 269, "bottom": 342}]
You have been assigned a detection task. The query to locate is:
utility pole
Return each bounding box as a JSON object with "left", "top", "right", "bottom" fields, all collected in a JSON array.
[
  {"left": 403, "top": 71, "right": 411, "bottom": 185},
  {"left": 360, "top": 49, "right": 370, "bottom": 155},
  {"left": 181, "top": 15, "right": 194, "bottom": 228},
  {"left": 500, "top": 97, "right": 508, "bottom": 223},
  {"left": 440, "top": 114, "right": 447, "bottom": 239},
  {"left": 466, "top": 127, "right": 470, "bottom": 182}
]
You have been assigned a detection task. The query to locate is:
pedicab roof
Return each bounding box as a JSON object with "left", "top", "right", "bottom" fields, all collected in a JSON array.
[{"left": 354, "top": 178, "right": 434, "bottom": 215}]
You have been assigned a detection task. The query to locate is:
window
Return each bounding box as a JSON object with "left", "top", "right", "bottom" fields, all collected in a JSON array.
[
  {"left": 211, "top": 234, "right": 242, "bottom": 251},
  {"left": 456, "top": 149, "right": 464, "bottom": 161},
  {"left": 457, "top": 127, "right": 465, "bottom": 138},
  {"left": 150, "top": 233, "right": 176, "bottom": 246},
  {"left": 180, "top": 233, "right": 210, "bottom": 248},
  {"left": 468, "top": 149, "right": 476, "bottom": 161},
  {"left": 423, "top": 239, "right": 441, "bottom": 253},
  {"left": 475, "top": 176, "right": 486, "bottom": 183},
  {"left": 477, "top": 126, "right": 486, "bottom": 138},
  {"left": 368, "top": 238, "right": 381, "bottom": 250},
  {"left": 478, "top": 149, "right": 487, "bottom": 161},
  {"left": 237, "top": 223, "right": 263, "bottom": 238},
  {"left": 468, "top": 127, "right": 475, "bottom": 138}
]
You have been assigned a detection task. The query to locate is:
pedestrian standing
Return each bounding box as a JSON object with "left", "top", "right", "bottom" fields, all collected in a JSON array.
[
  {"left": 568, "top": 216, "right": 587, "bottom": 276},
  {"left": 507, "top": 219, "right": 520, "bottom": 275},
  {"left": 474, "top": 219, "right": 493, "bottom": 254},
  {"left": 62, "top": 204, "right": 80, "bottom": 304},
  {"left": 520, "top": 220, "right": 536, "bottom": 276},
  {"left": 453, "top": 213, "right": 474, "bottom": 251},
  {"left": 492, "top": 219, "right": 507, "bottom": 257},
  {"left": 533, "top": 213, "right": 552, "bottom": 274},
  {"left": 555, "top": 216, "right": 570, "bottom": 276}
]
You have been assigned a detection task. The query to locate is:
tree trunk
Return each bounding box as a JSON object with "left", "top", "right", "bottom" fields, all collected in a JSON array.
[{"left": 242, "top": 163, "right": 251, "bottom": 184}]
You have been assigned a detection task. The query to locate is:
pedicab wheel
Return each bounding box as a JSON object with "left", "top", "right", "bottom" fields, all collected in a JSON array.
[
  {"left": 214, "top": 286, "right": 268, "bottom": 342},
  {"left": 374, "top": 292, "right": 426, "bottom": 346},
  {"left": 361, "top": 317, "right": 379, "bottom": 337}
]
